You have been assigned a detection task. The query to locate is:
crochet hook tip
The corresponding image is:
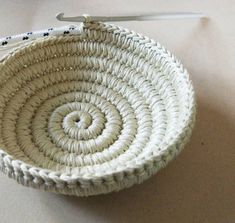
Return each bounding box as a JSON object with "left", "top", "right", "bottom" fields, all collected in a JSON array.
[{"left": 56, "top": 12, "right": 65, "bottom": 21}]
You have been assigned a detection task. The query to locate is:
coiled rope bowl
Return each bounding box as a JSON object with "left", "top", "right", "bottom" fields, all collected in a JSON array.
[{"left": 0, "top": 22, "right": 196, "bottom": 196}]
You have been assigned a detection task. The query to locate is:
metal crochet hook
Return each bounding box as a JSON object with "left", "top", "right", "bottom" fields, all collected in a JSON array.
[{"left": 56, "top": 12, "right": 206, "bottom": 23}]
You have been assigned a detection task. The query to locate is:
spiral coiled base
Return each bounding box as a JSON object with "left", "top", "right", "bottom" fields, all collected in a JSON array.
[{"left": 0, "top": 22, "right": 196, "bottom": 196}]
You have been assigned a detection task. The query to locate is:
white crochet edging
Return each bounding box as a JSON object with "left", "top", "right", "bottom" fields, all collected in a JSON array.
[{"left": 0, "top": 22, "right": 196, "bottom": 196}]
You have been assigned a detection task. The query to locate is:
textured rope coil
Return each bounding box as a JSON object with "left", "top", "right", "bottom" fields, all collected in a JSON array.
[{"left": 0, "top": 22, "right": 196, "bottom": 196}]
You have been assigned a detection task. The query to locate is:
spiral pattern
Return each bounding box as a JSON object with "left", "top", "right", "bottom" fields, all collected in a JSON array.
[{"left": 0, "top": 22, "right": 196, "bottom": 196}]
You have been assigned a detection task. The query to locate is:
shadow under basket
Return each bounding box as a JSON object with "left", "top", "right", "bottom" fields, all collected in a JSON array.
[{"left": 0, "top": 22, "right": 196, "bottom": 196}]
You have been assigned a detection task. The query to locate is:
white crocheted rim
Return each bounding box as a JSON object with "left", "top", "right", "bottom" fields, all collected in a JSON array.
[{"left": 0, "top": 22, "right": 196, "bottom": 196}]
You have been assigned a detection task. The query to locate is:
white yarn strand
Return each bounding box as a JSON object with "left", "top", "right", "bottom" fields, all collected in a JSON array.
[{"left": 0, "top": 24, "right": 80, "bottom": 51}]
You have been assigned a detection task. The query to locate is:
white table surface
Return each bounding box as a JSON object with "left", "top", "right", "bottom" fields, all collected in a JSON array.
[{"left": 0, "top": 1, "right": 234, "bottom": 222}]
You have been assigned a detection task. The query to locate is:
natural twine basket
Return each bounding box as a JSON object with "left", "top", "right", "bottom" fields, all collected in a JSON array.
[{"left": 0, "top": 22, "right": 196, "bottom": 196}]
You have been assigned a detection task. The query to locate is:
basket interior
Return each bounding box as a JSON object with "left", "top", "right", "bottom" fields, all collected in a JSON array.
[{"left": 0, "top": 24, "right": 195, "bottom": 177}]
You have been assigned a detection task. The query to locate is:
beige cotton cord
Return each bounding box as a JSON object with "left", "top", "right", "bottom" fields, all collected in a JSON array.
[{"left": 0, "top": 20, "right": 196, "bottom": 196}]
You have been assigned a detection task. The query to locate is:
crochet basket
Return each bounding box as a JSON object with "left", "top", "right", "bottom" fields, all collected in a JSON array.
[{"left": 0, "top": 22, "right": 196, "bottom": 196}]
